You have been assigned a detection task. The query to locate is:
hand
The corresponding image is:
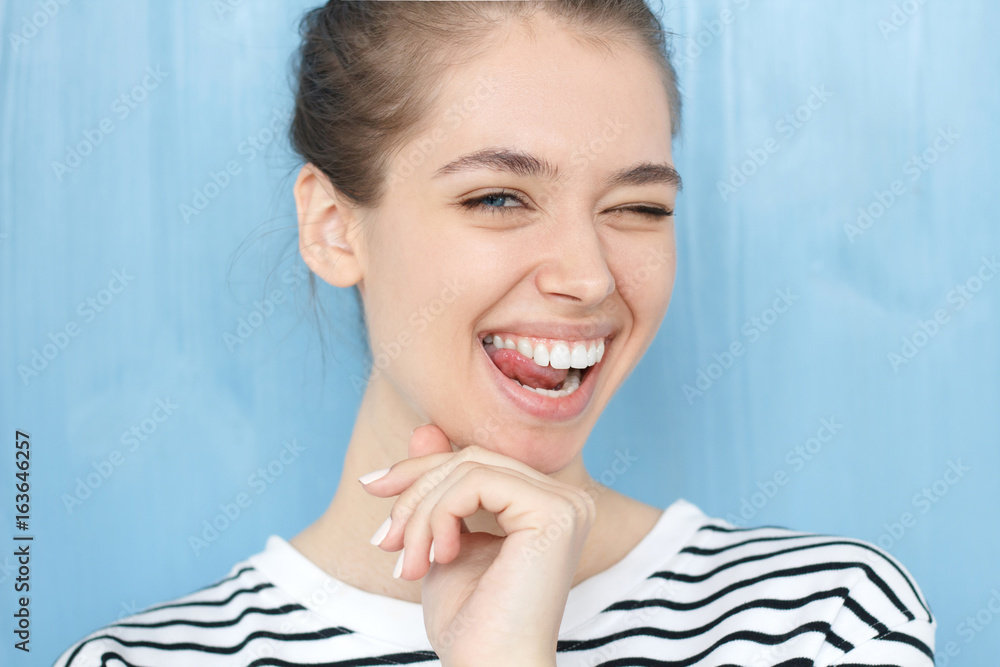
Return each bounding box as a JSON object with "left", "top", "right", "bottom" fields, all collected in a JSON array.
[{"left": 359, "top": 424, "right": 596, "bottom": 667}]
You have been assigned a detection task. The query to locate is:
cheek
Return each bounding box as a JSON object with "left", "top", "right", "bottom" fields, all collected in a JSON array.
[
  {"left": 611, "top": 236, "right": 677, "bottom": 316},
  {"left": 361, "top": 239, "right": 485, "bottom": 387}
]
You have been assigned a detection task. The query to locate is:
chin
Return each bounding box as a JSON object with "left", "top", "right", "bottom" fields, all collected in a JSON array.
[{"left": 449, "top": 417, "right": 595, "bottom": 475}]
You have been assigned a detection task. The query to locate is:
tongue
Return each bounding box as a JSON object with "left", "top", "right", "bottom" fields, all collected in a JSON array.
[{"left": 487, "top": 346, "right": 569, "bottom": 391}]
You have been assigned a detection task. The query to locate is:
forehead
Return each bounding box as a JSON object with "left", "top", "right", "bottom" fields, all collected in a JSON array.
[{"left": 407, "top": 15, "right": 675, "bottom": 181}]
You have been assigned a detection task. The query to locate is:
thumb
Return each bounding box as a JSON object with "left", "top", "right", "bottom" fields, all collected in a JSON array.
[{"left": 408, "top": 423, "right": 470, "bottom": 534}]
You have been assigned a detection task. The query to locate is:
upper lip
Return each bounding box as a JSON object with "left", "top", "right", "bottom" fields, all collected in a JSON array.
[{"left": 479, "top": 321, "right": 617, "bottom": 343}]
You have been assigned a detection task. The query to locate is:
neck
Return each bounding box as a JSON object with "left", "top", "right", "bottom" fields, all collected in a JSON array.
[{"left": 291, "top": 374, "right": 655, "bottom": 602}]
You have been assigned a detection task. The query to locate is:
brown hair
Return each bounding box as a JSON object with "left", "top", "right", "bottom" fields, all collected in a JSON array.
[
  {"left": 291, "top": 0, "right": 681, "bottom": 208},
  {"left": 288, "top": 0, "right": 682, "bottom": 362}
]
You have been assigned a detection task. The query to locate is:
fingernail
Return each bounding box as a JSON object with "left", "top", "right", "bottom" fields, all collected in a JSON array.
[
  {"left": 369, "top": 517, "right": 392, "bottom": 546},
  {"left": 393, "top": 549, "right": 405, "bottom": 579},
  {"left": 358, "top": 467, "right": 391, "bottom": 485},
  {"left": 428, "top": 539, "right": 435, "bottom": 563},
  {"left": 410, "top": 423, "right": 431, "bottom": 437}
]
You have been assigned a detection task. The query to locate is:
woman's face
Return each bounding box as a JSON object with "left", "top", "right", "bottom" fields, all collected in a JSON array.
[{"left": 358, "top": 14, "right": 679, "bottom": 473}]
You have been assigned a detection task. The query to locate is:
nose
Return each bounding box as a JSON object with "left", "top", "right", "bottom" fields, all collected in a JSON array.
[{"left": 534, "top": 217, "right": 616, "bottom": 307}]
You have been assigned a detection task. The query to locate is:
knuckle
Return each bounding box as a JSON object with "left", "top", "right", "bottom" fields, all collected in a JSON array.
[
  {"left": 580, "top": 489, "right": 598, "bottom": 517},
  {"left": 415, "top": 471, "right": 440, "bottom": 495},
  {"left": 553, "top": 496, "right": 580, "bottom": 521},
  {"left": 566, "top": 491, "right": 596, "bottom": 525},
  {"left": 459, "top": 444, "right": 485, "bottom": 461},
  {"left": 423, "top": 461, "right": 455, "bottom": 490},
  {"left": 455, "top": 460, "right": 482, "bottom": 476},
  {"left": 394, "top": 489, "right": 421, "bottom": 516},
  {"left": 428, "top": 503, "right": 450, "bottom": 529}
]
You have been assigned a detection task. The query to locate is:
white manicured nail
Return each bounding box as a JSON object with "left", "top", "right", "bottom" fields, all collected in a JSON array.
[
  {"left": 369, "top": 517, "right": 391, "bottom": 546},
  {"left": 393, "top": 549, "right": 405, "bottom": 579},
  {"left": 358, "top": 467, "right": 391, "bottom": 485},
  {"left": 428, "top": 540, "right": 435, "bottom": 563}
]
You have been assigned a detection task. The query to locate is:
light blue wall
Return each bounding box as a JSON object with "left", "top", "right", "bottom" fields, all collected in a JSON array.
[{"left": 1, "top": 1, "right": 996, "bottom": 664}]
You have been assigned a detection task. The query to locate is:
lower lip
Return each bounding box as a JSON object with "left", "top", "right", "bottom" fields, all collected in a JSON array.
[{"left": 479, "top": 339, "right": 608, "bottom": 421}]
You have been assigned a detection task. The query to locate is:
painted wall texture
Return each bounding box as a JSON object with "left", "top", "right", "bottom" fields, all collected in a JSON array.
[{"left": 1, "top": 1, "right": 997, "bottom": 664}]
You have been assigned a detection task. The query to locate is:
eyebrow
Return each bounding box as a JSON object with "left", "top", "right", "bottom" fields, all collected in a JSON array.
[{"left": 432, "top": 147, "right": 683, "bottom": 192}]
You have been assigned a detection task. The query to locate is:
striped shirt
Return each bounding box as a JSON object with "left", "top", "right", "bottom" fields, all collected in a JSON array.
[{"left": 53, "top": 499, "right": 935, "bottom": 666}]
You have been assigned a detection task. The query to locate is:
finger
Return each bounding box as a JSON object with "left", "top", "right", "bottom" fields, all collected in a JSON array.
[
  {"left": 359, "top": 424, "right": 458, "bottom": 497},
  {"left": 367, "top": 439, "right": 586, "bottom": 550},
  {"left": 361, "top": 424, "right": 470, "bottom": 535},
  {"left": 401, "top": 465, "right": 593, "bottom": 580},
  {"left": 394, "top": 462, "right": 520, "bottom": 579},
  {"left": 378, "top": 458, "right": 498, "bottom": 553},
  {"left": 361, "top": 442, "right": 569, "bottom": 498},
  {"left": 387, "top": 454, "right": 585, "bottom": 575},
  {"left": 410, "top": 425, "right": 470, "bottom": 534}
]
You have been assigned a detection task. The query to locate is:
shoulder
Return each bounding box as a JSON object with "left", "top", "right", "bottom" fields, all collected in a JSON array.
[
  {"left": 52, "top": 559, "right": 290, "bottom": 667},
  {"left": 671, "top": 514, "right": 936, "bottom": 665},
  {"left": 682, "top": 518, "right": 933, "bottom": 617}
]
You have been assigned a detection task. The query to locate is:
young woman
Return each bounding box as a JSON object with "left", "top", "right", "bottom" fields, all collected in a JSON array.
[{"left": 55, "top": 1, "right": 934, "bottom": 665}]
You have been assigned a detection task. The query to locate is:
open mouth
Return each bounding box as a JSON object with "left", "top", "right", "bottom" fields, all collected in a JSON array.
[{"left": 481, "top": 333, "right": 607, "bottom": 399}]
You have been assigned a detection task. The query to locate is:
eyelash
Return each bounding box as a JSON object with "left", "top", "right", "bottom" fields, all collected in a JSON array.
[{"left": 460, "top": 190, "right": 674, "bottom": 219}]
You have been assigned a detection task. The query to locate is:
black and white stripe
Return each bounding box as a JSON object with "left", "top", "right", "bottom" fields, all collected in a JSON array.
[
  {"left": 555, "top": 523, "right": 933, "bottom": 666},
  {"left": 53, "top": 501, "right": 934, "bottom": 666}
]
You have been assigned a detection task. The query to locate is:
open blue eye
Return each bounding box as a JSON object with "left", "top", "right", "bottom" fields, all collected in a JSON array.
[
  {"left": 460, "top": 190, "right": 673, "bottom": 219},
  {"left": 461, "top": 190, "right": 527, "bottom": 214}
]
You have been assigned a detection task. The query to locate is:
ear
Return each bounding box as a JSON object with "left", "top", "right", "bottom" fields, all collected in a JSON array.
[{"left": 294, "top": 163, "right": 364, "bottom": 288}]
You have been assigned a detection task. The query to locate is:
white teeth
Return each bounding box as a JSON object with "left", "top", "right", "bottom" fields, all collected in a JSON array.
[
  {"left": 516, "top": 368, "right": 583, "bottom": 398},
  {"left": 532, "top": 343, "right": 549, "bottom": 367},
  {"left": 484, "top": 333, "right": 607, "bottom": 370},
  {"left": 549, "top": 342, "right": 571, "bottom": 369}
]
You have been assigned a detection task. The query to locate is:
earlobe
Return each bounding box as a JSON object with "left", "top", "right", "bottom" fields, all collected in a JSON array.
[{"left": 294, "top": 163, "right": 364, "bottom": 288}]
